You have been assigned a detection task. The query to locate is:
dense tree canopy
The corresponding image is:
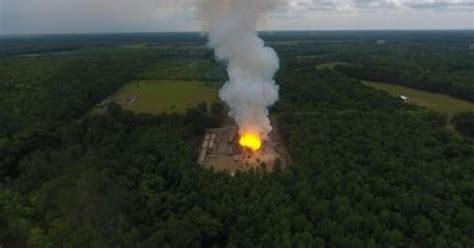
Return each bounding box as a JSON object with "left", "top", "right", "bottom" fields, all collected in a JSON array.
[
  {"left": 453, "top": 112, "right": 474, "bottom": 138},
  {"left": 1, "top": 31, "right": 473, "bottom": 247}
]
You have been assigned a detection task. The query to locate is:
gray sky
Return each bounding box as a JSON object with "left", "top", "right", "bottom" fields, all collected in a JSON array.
[{"left": 1, "top": 0, "right": 473, "bottom": 34}]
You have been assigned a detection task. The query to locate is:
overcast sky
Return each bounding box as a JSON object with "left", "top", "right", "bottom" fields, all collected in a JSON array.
[{"left": 1, "top": 0, "right": 473, "bottom": 34}]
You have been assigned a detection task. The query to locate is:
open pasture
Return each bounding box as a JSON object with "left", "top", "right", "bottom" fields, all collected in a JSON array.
[
  {"left": 363, "top": 80, "right": 474, "bottom": 115},
  {"left": 93, "top": 80, "right": 218, "bottom": 115}
]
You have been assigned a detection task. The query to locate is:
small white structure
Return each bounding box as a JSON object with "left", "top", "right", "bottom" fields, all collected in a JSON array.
[
  {"left": 400, "top": 95, "right": 409, "bottom": 103},
  {"left": 376, "top": 39, "right": 386, "bottom": 45}
]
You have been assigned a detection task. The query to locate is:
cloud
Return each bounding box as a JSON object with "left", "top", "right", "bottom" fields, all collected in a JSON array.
[
  {"left": 299, "top": 0, "right": 474, "bottom": 12},
  {"left": 269, "top": 0, "right": 473, "bottom": 30},
  {"left": 352, "top": 0, "right": 398, "bottom": 10},
  {"left": 1, "top": 0, "right": 198, "bottom": 34},
  {"left": 405, "top": 1, "right": 474, "bottom": 11}
]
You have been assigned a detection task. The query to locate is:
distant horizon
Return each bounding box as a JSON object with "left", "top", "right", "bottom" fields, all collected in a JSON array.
[{"left": 1, "top": 28, "right": 474, "bottom": 37}]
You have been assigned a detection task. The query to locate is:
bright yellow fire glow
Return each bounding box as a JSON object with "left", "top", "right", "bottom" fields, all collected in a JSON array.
[{"left": 239, "top": 133, "right": 262, "bottom": 151}]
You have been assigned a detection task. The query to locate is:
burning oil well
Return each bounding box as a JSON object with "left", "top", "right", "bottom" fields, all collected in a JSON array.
[{"left": 198, "top": 121, "right": 291, "bottom": 173}]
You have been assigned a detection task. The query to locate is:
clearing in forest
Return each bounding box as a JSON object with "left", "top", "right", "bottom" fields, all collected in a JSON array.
[
  {"left": 93, "top": 80, "right": 217, "bottom": 115},
  {"left": 363, "top": 80, "right": 474, "bottom": 115}
]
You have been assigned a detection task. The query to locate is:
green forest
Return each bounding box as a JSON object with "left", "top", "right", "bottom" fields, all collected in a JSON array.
[{"left": 0, "top": 31, "right": 473, "bottom": 247}]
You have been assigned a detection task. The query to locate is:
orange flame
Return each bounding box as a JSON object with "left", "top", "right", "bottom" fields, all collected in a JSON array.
[{"left": 239, "top": 132, "right": 262, "bottom": 151}]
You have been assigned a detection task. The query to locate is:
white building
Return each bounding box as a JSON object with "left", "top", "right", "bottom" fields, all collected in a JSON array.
[{"left": 400, "top": 95, "right": 409, "bottom": 103}]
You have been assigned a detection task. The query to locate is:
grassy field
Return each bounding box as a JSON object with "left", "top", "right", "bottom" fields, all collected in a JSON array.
[
  {"left": 363, "top": 80, "right": 474, "bottom": 116},
  {"left": 92, "top": 80, "right": 218, "bottom": 115}
]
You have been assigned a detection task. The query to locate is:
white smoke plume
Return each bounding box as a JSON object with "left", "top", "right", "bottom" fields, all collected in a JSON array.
[{"left": 196, "top": 0, "right": 285, "bottom": 139}]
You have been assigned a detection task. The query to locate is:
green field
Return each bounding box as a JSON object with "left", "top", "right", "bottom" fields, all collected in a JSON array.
[
  {"left": 93, "top": 80, "right": 217, "bottom": 115},
  {"left": 363, "top": 80, "right": 474, "bottom": 115}
]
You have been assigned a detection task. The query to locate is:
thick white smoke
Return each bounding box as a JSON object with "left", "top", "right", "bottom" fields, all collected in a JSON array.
[{"left": 196, "top": 0, "right": 284, "bottom": 139}]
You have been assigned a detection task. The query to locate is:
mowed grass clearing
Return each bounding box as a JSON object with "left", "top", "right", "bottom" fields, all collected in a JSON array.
[
  {"left": 94, "top": 80, "right": 218, "bottom": 115},
  {"left": 363, "top": 80, "right": 474, "bottom": 116}
]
